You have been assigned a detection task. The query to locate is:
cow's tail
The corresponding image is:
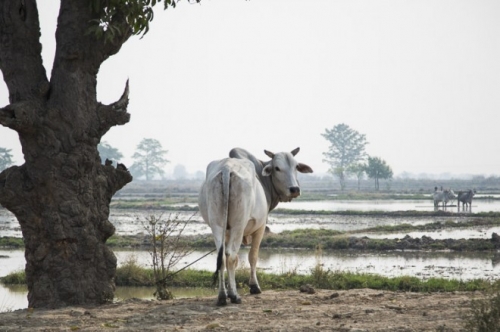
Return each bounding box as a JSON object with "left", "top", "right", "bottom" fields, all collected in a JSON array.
[{"left": 212, "top": 169, "right": 231, "bottom": 287}]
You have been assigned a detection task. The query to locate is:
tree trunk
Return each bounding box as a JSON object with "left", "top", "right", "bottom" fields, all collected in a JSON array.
[
  {"left": 339, "top": 171, "right": 345, "bottom": 191},
  {"left": 0, "top": 1, "right": 133, "bottom": 308}
]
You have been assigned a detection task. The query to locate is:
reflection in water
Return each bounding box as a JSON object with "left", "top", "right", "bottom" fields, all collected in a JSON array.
[
  {"left": 113, "top": 248, "right": 500, "bottom": 282},
  {"left": 256, "top": 249, "right": 500, "bottom": 281},
  {"left": 0, "top": 284, "right": 27, "bottom": 313}
]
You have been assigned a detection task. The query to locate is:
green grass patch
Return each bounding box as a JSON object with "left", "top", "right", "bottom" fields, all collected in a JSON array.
[
  {"left": 1, "top": 263, "right": 490, "bottom": 294},
  {"left": 0, "top": 237, "right": 24, "bottom": 248},
  {"left": 107, "top": 235, "right": 146, "bottom": 248},
  {"left": 262, "top": 229, "right": 344, "bottom": 249},
  {"left": 0, "top": 270, "right": 26, "bottom": 284}
]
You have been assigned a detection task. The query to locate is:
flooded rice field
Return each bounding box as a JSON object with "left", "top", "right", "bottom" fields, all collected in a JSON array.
[
  {"left": 3, "top": 199, "right": 500, "bottom": 239},
  {"left": 280, "top": 199, "right": 500, "bottom": 213},
  {"left": 2, "top": 198, "right": 500, "bottom": 311}
]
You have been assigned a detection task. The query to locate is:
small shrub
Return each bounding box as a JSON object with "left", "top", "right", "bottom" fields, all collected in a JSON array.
[
  {"left": 171, "top": 269, "right": 214, "bottom": 288},
  {"left": 0, "top": 270, "right": 25, "bottom": 284},
  {"left": 310, "top": 264, "right": 333, "bottom": 289},
  {"left": 464, "top": 286, "right": 500, "bottom": 331},
  {"left": 141, "top": 213, "right": 195, "bottom": 300}
]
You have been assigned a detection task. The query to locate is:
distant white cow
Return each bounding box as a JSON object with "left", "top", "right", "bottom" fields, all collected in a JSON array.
[
  {"left": 433, "top": 187, "right": 456, "bottom": 209},
  {"left": 198, "top": 148, "right": 313, "bottom": 305},
  {"left": 457, "top": 189, "right": 476, "bottom": 212}
]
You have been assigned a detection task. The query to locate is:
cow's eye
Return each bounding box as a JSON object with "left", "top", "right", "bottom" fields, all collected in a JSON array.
[{"left": 275, "top": 167, "right": 280, "bottom": 172}]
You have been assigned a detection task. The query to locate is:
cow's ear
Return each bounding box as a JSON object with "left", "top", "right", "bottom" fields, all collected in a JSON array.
[
  {"left": 291, "top": 147, "right": 300, "bottom": 156},
  {"left": 262, "top": 164, "right": 273, "bottom": 176},
  {"left": 297, "top": 163, "right": 313, "bottom": 174},
  {"left": 264, "top": 150, "right": 275, "bottom": 159}
]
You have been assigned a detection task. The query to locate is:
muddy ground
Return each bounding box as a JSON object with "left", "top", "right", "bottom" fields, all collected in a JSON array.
[{"left": 0, "top": 288, "right": 483, "bottom": 331}]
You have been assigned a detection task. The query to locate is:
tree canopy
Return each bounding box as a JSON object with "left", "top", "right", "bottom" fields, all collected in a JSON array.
[
  {"left": 322, "top": 124, "right": 368, "bottom": 190},
  {"left": 173, "top": 164, "right": 188, "bottom": 180},
  {"left": 89, "top": 0, "right": 199, "bottom": 38},
  {"left": 0, "top": 147, "right": 14, "bottom": 171},
  {"left": 98, "top": 141, "right": 124, "bottom": 165},
  {"left": 365, "top": 156, "right": 393, "bottom": 191},
  {"left": 130, "top": 138, "right": 169, "bottom": 180}
]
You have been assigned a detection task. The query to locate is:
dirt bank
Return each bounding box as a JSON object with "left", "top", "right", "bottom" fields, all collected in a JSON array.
[{"left": 0, "top": 288, "right": 481, "bottom": 331}]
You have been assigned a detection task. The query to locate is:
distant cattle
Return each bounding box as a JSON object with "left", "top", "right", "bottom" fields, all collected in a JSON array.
[
  {"left": 433, "top": 187, "right": 456, "bottom": 209},
  {"left": 198, "top": 148, "right": 313, "bottom": 305},
  {"left": 457, "top": 189, "right": 476, "bottom": 212}
]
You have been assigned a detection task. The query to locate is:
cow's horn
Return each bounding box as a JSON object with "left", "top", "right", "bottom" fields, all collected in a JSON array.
[{"left": 291, "top": 147, "right": 300, "bottom": 156}]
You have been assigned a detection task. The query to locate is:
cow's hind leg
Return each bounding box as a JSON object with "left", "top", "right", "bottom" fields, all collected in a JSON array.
[
  {"left": 248, "top": 225, "right": 266, "bottom": 294},
  {"left": 217, "top": 267, "right": 227, "bottom": 306},
  {"left": 214, "top": 245, "right": 228, "bottom": 306},
  {"left": 217, "top": 283, "right": 227, "bottom": 306},
  {"left": 226, "top": 253, "right": 241, "bottom": 304}
]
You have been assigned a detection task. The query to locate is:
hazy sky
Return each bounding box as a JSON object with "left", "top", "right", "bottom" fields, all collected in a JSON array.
[{"left": 1, "top": 0, "right": 499, "bottom": 177}]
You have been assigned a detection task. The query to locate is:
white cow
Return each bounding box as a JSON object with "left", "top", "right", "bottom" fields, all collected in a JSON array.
[
  {"left": 198, "top": 148, "right": 313, "bottom": 305},
  {"left": 433, "top": 187, "right": 456, "bottom": 209}
]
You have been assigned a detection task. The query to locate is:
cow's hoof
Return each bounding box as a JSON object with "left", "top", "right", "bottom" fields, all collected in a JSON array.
[
  {"left": 217, "top": 297, "right": 227, "bottom": 306},
  {"left": 229, "top": 295, "right": 241, "bottom": 304},
  {"left": 249, "top": 285, "right": 262, "bottom": 294}
]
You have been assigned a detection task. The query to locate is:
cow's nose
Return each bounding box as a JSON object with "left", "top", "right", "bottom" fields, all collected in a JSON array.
[{"left": 289, "top": 186, "right": 301, "bottom": 196}]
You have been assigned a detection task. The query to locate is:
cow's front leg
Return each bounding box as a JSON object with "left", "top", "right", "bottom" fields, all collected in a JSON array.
[{"left": 248, "top": 225, "right": 266, "bottom": 294}]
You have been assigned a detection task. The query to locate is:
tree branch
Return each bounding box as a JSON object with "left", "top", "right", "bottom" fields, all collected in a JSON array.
[
  {"left": 97, "top": 80, "right": 131, "bottom": 137},
  {"left": 0, "top": 100, "right": 41, "bottom": 133},
  {"left": 0, "top": 0, "right": 49, "bottom": 103},
  {"left": 101, "top": 162, "right": 133, "bottom": 197},
  {"left": 97, "top": 12, "right": 133, "bottom": 62},
  {"left": 53, "top": 1, "right": 133, "bottom": 80}
]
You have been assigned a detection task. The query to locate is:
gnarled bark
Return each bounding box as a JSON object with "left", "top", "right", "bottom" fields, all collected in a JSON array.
[{"left": 0, "top": 0, "right": 133, "bottom": 308}]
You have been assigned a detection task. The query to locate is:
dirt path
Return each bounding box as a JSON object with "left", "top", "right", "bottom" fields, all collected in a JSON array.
[{"left": 0, "top": 288, "right": 481, "bottom": 331}]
